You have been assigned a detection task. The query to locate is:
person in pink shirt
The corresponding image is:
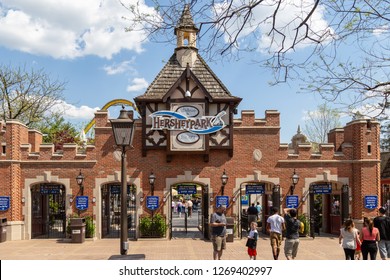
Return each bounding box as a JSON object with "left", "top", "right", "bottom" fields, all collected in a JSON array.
[{"left": 360, "top": 217, "right": 380, "bottom": 260}]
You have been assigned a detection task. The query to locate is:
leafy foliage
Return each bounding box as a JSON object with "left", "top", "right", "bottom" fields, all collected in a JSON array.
[
  {"left": 0, "top": 64, "right": 66, "bottom": 126},
  {"left": 139, "top": 214, "right": 167, "bottom": 237}
]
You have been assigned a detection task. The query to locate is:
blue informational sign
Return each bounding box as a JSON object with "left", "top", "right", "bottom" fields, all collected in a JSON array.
[
  {"left": 312, "top": 183, "right": 332, "bottom": 194},
  {"left": 245, "top": 184, "right": 265, "bottom": 194},
  {"left": 0, "top": 196, "right": 10, "bottom": 211},
  {"left": 177, "top": 184, "right": 197, "bottom": 195},
  {"left": 364, "top": 195, "right": 378, "bottom": 209},
  {"left": 286, "top": 195, "right": 299, "bottom": 208},
  {"left": 40, "top": 185, "right": 61, "bottom": 194},
  {"left": 110, "top": 185, "right": 132, "bottom": 194},
  {"left": 241, "top": 195, "right": 249, "bottom": 205},
  {"left": 75, "top": 196, "right": 89, "bottom": 210},
  {"left": 146, "top": 196, "right": 159, "bottom": 211},
  {"left": 216, "top": 196, "right": 229, "bottom": 208}
]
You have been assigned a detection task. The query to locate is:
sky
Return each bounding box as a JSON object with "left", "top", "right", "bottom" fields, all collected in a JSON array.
[{"left": 0, "top": 0, "right": 349, "bottom": 143}]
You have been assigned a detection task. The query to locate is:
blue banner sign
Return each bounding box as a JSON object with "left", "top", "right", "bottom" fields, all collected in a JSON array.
[
  {"left": 0, "top": 196, "right": 10, "bottom": 211},
  {"left": 40, "top": 184, "right": 61, "bottom": 194},
  {"left": 216, "top": 196, "right": 229, "bottom": 208},
  {"left": 241, "top": 195, "right": 249, "bottom": 205},
  {"left": 364, "top": 195, "right": 378, "bottom": 209},
  {"left": 245, "top": 184, "right": 265, "bottom": 194},
  {"left": 286, "top": 195, "right": 299, "bottom": 208},
  {"left": 110, "top": 185, "right": 134, "bottom": 195},
  {"left": 75, "top": 196, "right": 89, "bottom": 210},
  {"left": 177, "top": 184, "right": 197, "bottom": 195},
  {"left": 312, "top": 183, "right": 332, "bottom": 194},
  {"left": 146, "top": 196, "right": 159, "bottom": 211}
]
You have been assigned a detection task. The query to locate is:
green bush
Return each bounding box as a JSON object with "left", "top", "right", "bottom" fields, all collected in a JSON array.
[
  {"left": 85, "top": 216, "right": 95, "bottom": 238},
  {"left": 139, "top": 214, "right": 167, "bottom": 237}
]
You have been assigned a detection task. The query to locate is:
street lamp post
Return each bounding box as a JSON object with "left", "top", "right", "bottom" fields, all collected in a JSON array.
[
  {"left": 221, "top": 169, "right": 228, "bottom": 196},
  {"left": 110, "top": 107, "right": 135, "bottom": 256},
  {"left": 76, "top": 170, "right": 85, "bottom": 196},
  {"left": 149, "top": 172, "right": 156, "bottom": 196},
  {"left": 290, "top": 169, "right": 299, "bottom": 195}
]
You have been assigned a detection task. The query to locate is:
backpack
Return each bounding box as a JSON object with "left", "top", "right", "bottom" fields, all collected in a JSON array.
[{"left": 299, "top": 221, "right": 305, "bottom": 234}]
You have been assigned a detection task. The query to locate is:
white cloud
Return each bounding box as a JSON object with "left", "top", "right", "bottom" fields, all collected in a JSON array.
[
  {"left": 51, "top": 101, "right": 99, "bottom": 120},
  {"left": 103, "top": 59, "right": 137, "bottom": 75},
  {"left": 0, "top": 0, "right": 157, "bottom": 59},
  {"left": 126, "top": 77, "right": 148, "bottom": 92},
  {"left": 373, "top": 25, "right": 389, "bottom": 37}
]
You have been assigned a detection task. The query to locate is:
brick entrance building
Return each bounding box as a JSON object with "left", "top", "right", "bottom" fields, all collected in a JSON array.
[{"left": 0, "top": 6, "right": 382, "bottom": 241}]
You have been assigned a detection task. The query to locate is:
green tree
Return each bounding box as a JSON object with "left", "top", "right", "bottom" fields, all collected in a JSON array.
[
  {"left": 36, "top": 112, "right": 80, "bottom": 151},
  {"left": 0, "top": 64, "right": 66, "bottom": 126},
  {"left": 123, "top": 1, "right": 390, "bottom": 117},
  {"left": 303, "top": 103, "right": 341, "bottom": 144}
]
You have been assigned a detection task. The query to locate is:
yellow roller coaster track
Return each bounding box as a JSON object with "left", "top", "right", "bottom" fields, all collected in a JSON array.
[{"left": 83, "top": 99, "right": 139, "bottom": 134}]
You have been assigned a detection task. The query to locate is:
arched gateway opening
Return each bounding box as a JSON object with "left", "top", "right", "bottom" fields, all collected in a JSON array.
[
  {"left": 101, "top": 183, "right": 137, "bottom": 239},
  {"left": 169, "top": 182, "right": 208, "bottom": 239},
  {"left": 31, "top": 184, "right": 66, "bottom": 239}
]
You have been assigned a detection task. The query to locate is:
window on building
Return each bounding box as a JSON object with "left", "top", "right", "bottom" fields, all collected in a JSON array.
[
  {"left": 1, "top": 144, "right": 5, "bottom": 155},
  {"left": 367, "top": 144, "right": 372, "bottom": 155}
]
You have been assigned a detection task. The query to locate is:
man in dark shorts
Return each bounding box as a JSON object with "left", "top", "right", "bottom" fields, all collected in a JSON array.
[
  {"left": 283, "top": 208, "right": 300, "bottom": 260},
  {"left": 210, "top": 205, "right": 227, "bottom": 260}
]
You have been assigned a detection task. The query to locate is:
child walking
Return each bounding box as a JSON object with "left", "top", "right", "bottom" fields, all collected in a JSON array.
[{"left": 246, "top": 221, "right": 259, "bottom": 260}]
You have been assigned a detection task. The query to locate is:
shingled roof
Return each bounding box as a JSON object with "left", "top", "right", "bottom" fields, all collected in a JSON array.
[{"left": 134, "top": 53, "right": 240, "bottom": 102}]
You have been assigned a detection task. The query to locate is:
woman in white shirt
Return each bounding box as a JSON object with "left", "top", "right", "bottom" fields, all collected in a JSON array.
[{"left": 339, "top": 219, "right": 361, "bottom": 260}]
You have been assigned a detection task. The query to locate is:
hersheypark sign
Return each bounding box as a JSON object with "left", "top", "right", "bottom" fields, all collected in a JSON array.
[{"left": 150, "top": 109, "right": 226, "bottom": 135}]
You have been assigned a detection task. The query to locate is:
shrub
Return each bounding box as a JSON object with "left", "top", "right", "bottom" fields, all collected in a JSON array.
[{"left": 139, "top": 214, "right": 167, "bottom": 237}]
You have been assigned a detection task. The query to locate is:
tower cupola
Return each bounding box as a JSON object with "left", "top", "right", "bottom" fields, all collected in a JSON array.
[{"left": 175, "top": 4, "right": 199, "bottom": 67}]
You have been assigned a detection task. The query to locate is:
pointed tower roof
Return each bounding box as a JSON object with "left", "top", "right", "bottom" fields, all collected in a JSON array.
[
  {"left": 134, "top": 5, "right": 241, "bottom": 108},
  {"left": 174, "top": 4, "right": 198, "bottom": 34}
]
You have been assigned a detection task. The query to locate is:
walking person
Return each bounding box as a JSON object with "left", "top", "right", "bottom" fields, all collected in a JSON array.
[
  {"left": 210, "top": 205, "right": 227, "bottom": 260},
  {"left": 360, "top": 217, "right": 380, "bottom": 260},
  {"left": 266, "top": 207, "right": 285, "bottom": 260},
  {"left": 283, "top": 208, "right": 300, "bottom": 260},
  {"left": 247, "top": 203, "right": 259, "bottom": 231},
  {"left": 246, "top": 221, "right": 259, "bottom": 260},
  {"left": 177, "top": 200, "right": 183, "bottom": 218},
  {"left": 339, "top": 219, "right": 361, "bottom": 260},
  {"left": 374, "top": 207, "right": 390, "bottom": 260}
]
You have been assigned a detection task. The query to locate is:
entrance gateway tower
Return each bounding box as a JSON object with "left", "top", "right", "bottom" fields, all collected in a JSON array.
[{"left": 0, "top": 5, "right": 381, "bottom": 241}]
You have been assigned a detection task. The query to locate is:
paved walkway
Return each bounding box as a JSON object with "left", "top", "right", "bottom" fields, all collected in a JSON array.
[{"left": 0, "top": 233, "right": 346, "bottom": 260}]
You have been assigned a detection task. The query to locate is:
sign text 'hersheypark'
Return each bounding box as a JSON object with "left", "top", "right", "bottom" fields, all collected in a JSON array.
[{"left": 150, "top": 110, "right": 226, "bottom": 135}]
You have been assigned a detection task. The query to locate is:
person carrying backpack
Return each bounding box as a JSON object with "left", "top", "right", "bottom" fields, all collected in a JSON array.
[{"left": 283, "top": 208, "right": 301, "bottom": 260}]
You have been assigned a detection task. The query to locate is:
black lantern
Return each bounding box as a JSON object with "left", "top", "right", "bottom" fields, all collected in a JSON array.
[
  {"left": 76, "top": 170, "right": 85, "bottom": 196},
  {"left": 290, "top": 169, "right": 299, "bottom": 195},
  {"left": 149, "top": 172, "right": 156, "bottom": 195},
  {"left": 110, "top": 107, "right": 135, "bottom": 256},
  {"left": 221, "top": 169, "right": 228, "bottom": 195}
]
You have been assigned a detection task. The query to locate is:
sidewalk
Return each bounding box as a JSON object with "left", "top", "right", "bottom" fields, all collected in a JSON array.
[{"left": 0, "top": 233, "right": 345, "bottom": 260}]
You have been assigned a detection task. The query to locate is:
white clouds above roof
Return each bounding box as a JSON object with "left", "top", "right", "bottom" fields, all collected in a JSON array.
[
  {"left": 0, "top": 0, "right": 156, "bottom": 59},
  {"left": 126, "top": 77, "right": 148, "bottom": 92}
]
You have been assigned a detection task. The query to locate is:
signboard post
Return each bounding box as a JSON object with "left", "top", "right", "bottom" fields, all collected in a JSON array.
[
  {"left": 312, "top": 183, "right": 332, "bottom": 194},
  {"left": 146, "top": 196, "right": 159, "bottom": 211},
  {"left": 286, "top": 195, "right": 299, "bottom": 208},
  {"left": 216, "top": 196, "right": 229, "bottom": 208},
  {"left": 75, "top": 196, "right": 89, "bottom": 211},
  {"left": 364, "top": 195, "right": 378, "bottom": 209},
  {"left": 0, "top": 196, "right": 10, "bottom": 211}
]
